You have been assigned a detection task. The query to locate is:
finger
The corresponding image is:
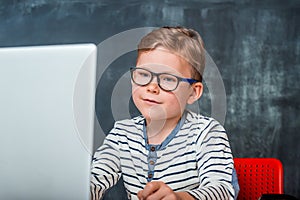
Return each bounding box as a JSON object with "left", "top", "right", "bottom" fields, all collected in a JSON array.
[
  {"left": 140, "top": 182, "right": 161, "bottom": 198},
  {"left": 137, "top": 190, "right": 143, "bottom": 200},
  {"left": 145, "top": 182, "right": 175, "bottom": 200},
  {"left": 145, "top": 189, "right": 165, "bottom": 200}
]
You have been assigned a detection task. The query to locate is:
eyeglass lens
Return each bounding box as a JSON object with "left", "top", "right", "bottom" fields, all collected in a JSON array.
[{"left": 131, "top": 68, "right": 179, "bottom": 91}]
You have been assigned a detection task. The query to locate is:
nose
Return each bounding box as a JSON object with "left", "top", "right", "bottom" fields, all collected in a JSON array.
[{"left": 146, "top": 76, "right": 160, "bottom": 94}]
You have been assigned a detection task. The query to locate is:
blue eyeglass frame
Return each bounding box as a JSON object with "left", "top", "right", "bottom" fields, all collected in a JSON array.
[{"left": 130, "top": 67, "right": 200, "bottom": 92}]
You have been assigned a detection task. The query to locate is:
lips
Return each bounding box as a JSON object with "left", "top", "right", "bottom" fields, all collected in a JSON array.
[{"left": 143, "top": 98, "right": 161, "bottom": 105}]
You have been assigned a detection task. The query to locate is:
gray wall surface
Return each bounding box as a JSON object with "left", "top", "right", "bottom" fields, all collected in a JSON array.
[{"left": 1, "top": 0, "right": 299, "bottom": 199}]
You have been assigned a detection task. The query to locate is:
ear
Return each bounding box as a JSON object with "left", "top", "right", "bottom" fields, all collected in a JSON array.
[{"left": 187, "top": 82, "right": 203, "bottom": 105}]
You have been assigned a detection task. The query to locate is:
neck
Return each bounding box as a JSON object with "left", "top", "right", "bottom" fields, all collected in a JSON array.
[{"left": 146, "top": 116, "right": 180, "bottom": 145}]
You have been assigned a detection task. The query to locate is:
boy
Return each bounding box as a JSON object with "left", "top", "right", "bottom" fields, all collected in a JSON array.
[{"left": 91, "top": 26, "right": 237, "bottom": 200}]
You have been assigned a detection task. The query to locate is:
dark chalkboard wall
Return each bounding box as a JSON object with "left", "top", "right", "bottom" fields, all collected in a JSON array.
[{"left": 1, "top": 0, "right": 299, "bottom": 198}]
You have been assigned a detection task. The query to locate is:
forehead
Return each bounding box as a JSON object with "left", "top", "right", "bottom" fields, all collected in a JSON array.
[{"left": 137, "top": 48, "right": 192, "bottom": 77}]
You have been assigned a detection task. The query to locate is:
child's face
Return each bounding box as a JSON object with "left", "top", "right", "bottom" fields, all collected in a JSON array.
[{"left": 132, "top": 48, "right": 203, "bottom": 123}]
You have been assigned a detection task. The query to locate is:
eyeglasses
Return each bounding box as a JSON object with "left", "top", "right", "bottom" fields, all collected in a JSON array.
[{"left": 130, "top": 67, "right": 199, "bottom": 92}]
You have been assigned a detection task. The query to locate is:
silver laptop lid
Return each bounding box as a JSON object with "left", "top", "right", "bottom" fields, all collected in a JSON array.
[{"left": 0, "top": 44, "right": 97, "bottom": 200}]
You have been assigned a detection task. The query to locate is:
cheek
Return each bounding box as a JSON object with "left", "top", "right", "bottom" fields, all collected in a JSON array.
[
  {"left": 131, "top": 84, "right": 144, "bottom": 106},
  {"left": 131, "top": 85, "right": 138, "bottom": 100},
  {"left": 131, "top": 83, "right": 140, "bottom": 96},
  {"left": 163, "top": 96, "right": 186, "bottom": 118},
  {"left": 169, "top": 90, "right": 191, "bottom": 110}
]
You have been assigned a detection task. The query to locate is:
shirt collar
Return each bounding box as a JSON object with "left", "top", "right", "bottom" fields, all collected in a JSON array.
[{"left": 142, "top": 110, "right": 187, "bottom": 150}]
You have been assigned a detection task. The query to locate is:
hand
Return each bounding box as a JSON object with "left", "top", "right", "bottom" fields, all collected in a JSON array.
[{"left": 137, "top": 181, "right": 194, "bottom": 200}]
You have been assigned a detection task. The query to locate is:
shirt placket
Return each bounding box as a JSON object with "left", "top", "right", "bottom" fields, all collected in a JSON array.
[{"left": 147, "top": 145, "right": 157, "bottom": 182}]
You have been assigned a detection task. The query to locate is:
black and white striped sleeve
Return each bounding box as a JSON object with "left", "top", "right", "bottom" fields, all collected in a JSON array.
[
  {"left": 187, "top": 119, "right": 235, "bottom": 200},
  {"left": 90, "top": 125, "right": 121, "bottom": 200}
]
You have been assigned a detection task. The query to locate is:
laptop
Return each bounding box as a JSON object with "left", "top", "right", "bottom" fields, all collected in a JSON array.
[{"left": 0, "top": 44, "right": 97, "bottom": 200}]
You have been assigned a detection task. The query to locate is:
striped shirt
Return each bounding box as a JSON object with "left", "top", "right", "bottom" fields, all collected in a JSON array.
[{"left": 91, "top": 110, "right": 235, "bottom": 200}]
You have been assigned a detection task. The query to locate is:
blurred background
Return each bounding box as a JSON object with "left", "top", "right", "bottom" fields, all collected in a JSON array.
[{"left": 0, "top": 0, "right": 299, "bottom": 199}]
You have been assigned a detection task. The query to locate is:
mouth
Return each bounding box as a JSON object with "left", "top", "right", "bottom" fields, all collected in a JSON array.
[{"left": 143, "top": 98, "right": 161, "bottom": 105}]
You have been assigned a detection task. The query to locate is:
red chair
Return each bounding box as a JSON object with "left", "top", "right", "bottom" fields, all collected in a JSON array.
[{"left": 234, "top": 158, "right": 284, "bottom": 200}]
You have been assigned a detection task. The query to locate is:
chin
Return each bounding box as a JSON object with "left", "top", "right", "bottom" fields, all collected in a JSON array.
[
  {"left": 143, "top": 112, "right": 181, "bottom": 124},
  {"left": 140, "top": 110, "right": 165, "bottom": 121}
]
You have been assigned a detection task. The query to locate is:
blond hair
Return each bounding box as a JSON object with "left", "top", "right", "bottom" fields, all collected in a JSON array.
[{"left": 137, "top": 26, "right": 205, "bottom": 81}]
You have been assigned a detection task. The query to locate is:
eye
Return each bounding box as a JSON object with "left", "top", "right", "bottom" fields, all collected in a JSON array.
[
  {"left": 161, "top": 74, "right": 177, "bottom": 83},
  {"left": 136, "top": 70, "right": 150, "bottom": 78}
]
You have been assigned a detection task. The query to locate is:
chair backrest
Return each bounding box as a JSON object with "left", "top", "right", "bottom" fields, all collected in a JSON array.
[{"left": 234, "top": 158, "right": 284, "bottom": 200}]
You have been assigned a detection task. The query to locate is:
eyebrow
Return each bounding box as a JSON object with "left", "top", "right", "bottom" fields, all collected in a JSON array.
[{"left": 136, "top": 66, "right": 187, "bottom": 77}]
